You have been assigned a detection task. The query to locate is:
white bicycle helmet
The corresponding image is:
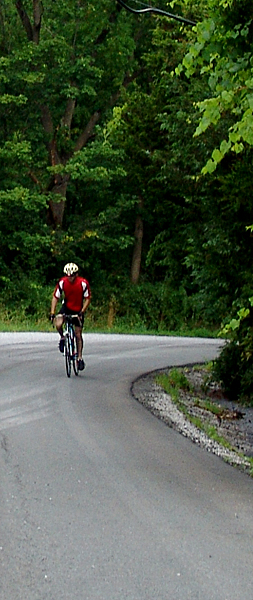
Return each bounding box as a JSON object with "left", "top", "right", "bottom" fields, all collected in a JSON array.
[{"left": 63, "top": 262, "right": 79, "bottom": 276}]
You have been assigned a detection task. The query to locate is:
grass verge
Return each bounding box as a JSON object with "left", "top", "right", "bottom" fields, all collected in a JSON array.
[
  {"left": 0, "top": 313, "right": 219, "bottom": 337},
  {"left": 155, "top": 367, "right": 253, "bottom": 475}
]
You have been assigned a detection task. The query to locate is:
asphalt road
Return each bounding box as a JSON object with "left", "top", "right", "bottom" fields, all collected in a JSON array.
[{"left": 0, "top": 332, "right": 252, "bottom": 600}]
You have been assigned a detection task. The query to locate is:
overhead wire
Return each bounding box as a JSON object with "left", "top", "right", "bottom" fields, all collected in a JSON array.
[{"left": 116, "top": 0, "right": 196, "bottom": 26}]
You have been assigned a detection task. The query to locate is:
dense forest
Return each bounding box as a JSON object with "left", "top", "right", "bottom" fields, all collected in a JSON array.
[{"left": 1, "top": 0, "right": 253, "bottom": 398}]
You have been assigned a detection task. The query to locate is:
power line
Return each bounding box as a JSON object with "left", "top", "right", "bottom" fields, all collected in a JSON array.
[{"left": 116, "top": 0, "right": 196, "bottom": 26}]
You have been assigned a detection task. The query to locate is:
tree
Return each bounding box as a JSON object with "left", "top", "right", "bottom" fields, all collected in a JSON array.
[
  {"left": 104, "top": 6, "right": 202, "bottom": 286},
  {"left": 177, "top": 0, "right": 253, "bottom": 394},
  {"left": 178, "top": 0, "right": 253, "bottom": 172},
  {"left": 0, "top": 0, "right": 139, "bottom": 228},
  {"left": 3, "top": 0, "right": 253, "bottom": 338}
]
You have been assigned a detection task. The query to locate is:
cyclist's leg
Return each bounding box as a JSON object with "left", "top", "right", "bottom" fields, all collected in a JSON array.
[
  {"left": 75, "top": 330, "right": 85, "bottom": 371},
  {"left": 75, "top": 325, "right": 83, "bottom": 360},
  {"left": 55, "top": 314, "right": 65, "bottom": 352},
  {"left": 55, "top": 305, "right": 66, "bottom": 352},
  {"left": 55, "top": 303, "right": 67, "bottom": 337},
  {"left": 54, "top": 314, "right": 64, "bottom": 337}
]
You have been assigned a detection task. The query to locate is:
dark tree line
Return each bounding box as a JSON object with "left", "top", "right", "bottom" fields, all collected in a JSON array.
[{"left": 0, "top": 0, "right": 253, "bottom": 399}]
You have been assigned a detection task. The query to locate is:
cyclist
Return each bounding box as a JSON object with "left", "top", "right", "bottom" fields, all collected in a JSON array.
[{"left": 50, "top": 262, "right": 91, "bottom": 371}]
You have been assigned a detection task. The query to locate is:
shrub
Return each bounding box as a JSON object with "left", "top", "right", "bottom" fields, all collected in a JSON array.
[{"left": 212, "top": 298, "right": 253, "bottom": 403}]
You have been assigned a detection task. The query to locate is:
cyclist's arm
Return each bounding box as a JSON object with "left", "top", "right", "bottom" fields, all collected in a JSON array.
[
  {"left": 51, "top": 280, "right": 63, "bottom": 315},
  {"left": 50, "top": 294, "right": 58, "bottom": 315},
  {"left": 80, "top": 296, "right": 91, "bottom": 314}
]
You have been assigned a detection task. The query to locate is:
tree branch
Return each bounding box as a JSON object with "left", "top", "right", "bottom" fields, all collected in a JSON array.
[
  {"left": 61, "top": 98, "right": 76, "bottom": 130},
  {"left": 74, "top": 110, "right": 101, "bottom": 152},
  {"left": 16, "top": 0, "right": 33, "bottom": 41},
  {"left": 28, "top": 170, "right": 42, "bottom": 188},
  {"left": 16, "top": 0, "right": 42, "bottom": 43},
  {"left": 73, "top": 68, "right": 137, "bottom": 154},
  {"left": 41, "top": 105, "right": 63, "bottom": 169},
  {"left": 32, "top": 0, "right": 43, "bottom": 44},
  {"left": 41, "top": 104, "right": 54, "bottom": 135}
]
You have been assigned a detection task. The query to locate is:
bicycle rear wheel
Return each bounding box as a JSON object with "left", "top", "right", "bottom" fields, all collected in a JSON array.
[
  {"left": 64, "top": 334, "right": 71, "bottom": 378},
  {"left": 71, "top": 332, "right": 79, "bottom": 376}
]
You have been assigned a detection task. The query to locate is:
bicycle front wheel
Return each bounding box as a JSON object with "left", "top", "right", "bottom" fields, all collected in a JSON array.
[
  {"left": 64, "top": 334, "right": 71, "bottom": 378},
  {"left": 71, "top": 332, "right": 79, "bottom": 376}
]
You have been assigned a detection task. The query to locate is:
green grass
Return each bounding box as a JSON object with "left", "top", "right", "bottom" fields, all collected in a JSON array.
[
  {"left": 249, "top": 458, "right": 253, "bottom": 477},
  {"left": 156, "top": 368, "right": 241, "bottom": 455},
  {"left": 202, "top": 424, "right": 233, "bottom": 449},
  {"left": 194, "top": 397, "right": 224, "bottom": 417},
  {"left": 0, "top": 312, "right": 220, "bottom": 337},
  {"left": 0, "top": 317, "right": 52, "bottom": 332},
  {"left": 156, "top": 368, "right": 193, "bottom": 401}
]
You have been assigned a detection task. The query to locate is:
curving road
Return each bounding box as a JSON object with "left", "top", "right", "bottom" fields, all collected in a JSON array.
[{"left": 0, "top": 333, "right": 252, "bottom": 600}]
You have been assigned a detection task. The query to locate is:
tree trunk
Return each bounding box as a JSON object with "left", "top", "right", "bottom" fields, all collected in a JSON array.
[
  {"left": 16, "top": 2, "right": 134, "bottom": 230},
  {"left": 45, "top": 111, "right": 101, "bottom": 228},
  {"left": 47, "top": 178, "right": 69, "bottom": 228},
  {"left": 131, "top": 197, "right": 144, "bottom": 285},
  {"left": 16, "top": 0, "right": 42, "bottom": 43}
]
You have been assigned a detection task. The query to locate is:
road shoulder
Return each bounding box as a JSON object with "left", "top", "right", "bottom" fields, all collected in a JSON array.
[{"left": 131, "top": 365, "right": 253, "bottom": 477}]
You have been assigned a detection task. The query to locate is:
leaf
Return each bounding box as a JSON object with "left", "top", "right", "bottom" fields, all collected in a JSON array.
[
  {"left": 211, "top": 148, "right": 223, "bottom": 163},
  {"left": 201, "top": 159, "right": 217, "bottom": 175},
  {"left": 229, "top": 318, "right": 240, "bottom": 330},
  {"left": 237, "top": 308, "right": 250, "bottom": 319},
  {"left": 231, "top": 142, "right": 244, "bottom": 154},
  {"left": 0, "top": 94, "right": 27, "bottom": 105},
  {"left": 221, "top": 90, "right": 234, "bottom": 104},
  {"left": 220, "top": 139, "right": 231, "bottom": 155},
  {"left": 246, "top": 93, "right": 253, "bottom": 108}
]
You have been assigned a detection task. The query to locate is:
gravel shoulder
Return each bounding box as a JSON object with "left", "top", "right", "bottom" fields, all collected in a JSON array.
[{"left": 131, "top": 364, "right": 253, "bottom": 477}]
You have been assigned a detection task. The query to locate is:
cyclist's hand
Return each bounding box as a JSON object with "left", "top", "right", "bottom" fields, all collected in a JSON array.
[
  {"left": 78, "top": 311, "right": 83, "bottom": 318},
  {"left": 49, "top": 313, "right": 55, "bottom": 323}
]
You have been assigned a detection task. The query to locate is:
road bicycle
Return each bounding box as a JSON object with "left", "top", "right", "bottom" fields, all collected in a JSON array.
[{"left": 63, "top": 314, "right": 80, "bottom": 377}]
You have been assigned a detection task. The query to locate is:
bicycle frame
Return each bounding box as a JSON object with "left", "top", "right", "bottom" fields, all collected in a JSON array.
[{"left": 63, "top": 315, "right": 80, "bottom": 377}]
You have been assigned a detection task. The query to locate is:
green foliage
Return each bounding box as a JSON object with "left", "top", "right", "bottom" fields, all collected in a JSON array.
[
  {"left": 0, "top": 186, "right": 50, "bottom": 277},
  {"left": 89, "top": 279, "right": 189, "bottom": 332},
  {"left": 156, "top": 368, "right": 192, "bottom": 401},
  {"left": 213, "top": 297, "right": 253, "bottom": 403},
  {"left": 179, "top": 0, "right": 253, "bottom": 171},
  {"left": 0, "top": 0, "right": 253, "bottom": 405},
  {"left": 0, "top": 280, "right": 52, "bottom": 321},
  {"left": 0, "top": 0, "right": 143, "bottom": 227}
]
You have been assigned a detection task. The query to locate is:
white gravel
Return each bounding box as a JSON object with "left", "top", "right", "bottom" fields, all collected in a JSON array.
[{"left": 132, "top": 371, "right": 252, "bottom": 474}]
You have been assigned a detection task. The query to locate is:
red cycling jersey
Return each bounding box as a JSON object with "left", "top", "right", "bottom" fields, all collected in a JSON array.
[{"left": 54, "top": 276, "right": 91, "bottom": 313}]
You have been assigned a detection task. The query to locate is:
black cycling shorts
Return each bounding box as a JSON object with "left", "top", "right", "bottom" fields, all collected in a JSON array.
[{"left": 58, "top": 302, "right": 84, "bottom": 327}]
